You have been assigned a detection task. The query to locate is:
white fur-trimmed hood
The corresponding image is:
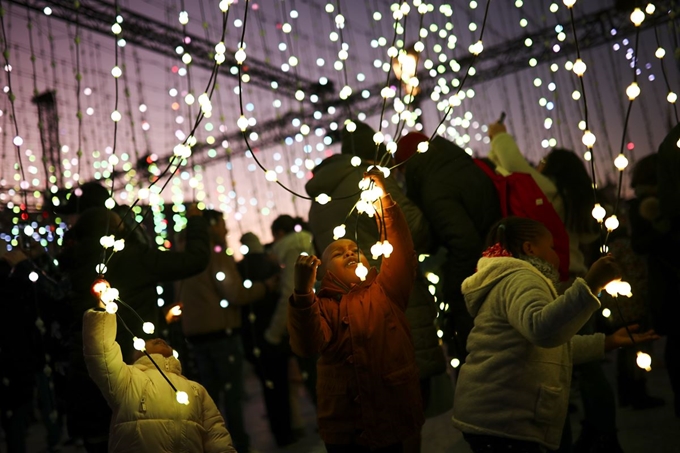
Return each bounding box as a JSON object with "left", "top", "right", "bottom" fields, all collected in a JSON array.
[{"left": 462, "top": 257, "right": 557, "bottom": 317}]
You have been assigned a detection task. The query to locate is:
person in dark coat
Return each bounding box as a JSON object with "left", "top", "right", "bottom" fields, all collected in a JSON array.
[
  {"left": 237, "top": 232, "right": 297, "bottom": 447},
  {"left": 394, "top": 132, "right": 501, "bottom": 363},
  {"left": 628, "top": 136, "right": 680, "bottom": 417},
  {"left": 58, "top": 205, "right": 210, "bottom": 452}
]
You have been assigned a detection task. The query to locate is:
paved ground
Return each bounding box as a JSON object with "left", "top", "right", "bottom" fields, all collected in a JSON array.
[{"left": 5, "top": 340, "right": 679, "bottom": 453}]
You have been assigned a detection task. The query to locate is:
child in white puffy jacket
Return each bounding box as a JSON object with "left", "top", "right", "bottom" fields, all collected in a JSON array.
[{"left": 83, "top": 308, "right": 236, "bottom": 453}]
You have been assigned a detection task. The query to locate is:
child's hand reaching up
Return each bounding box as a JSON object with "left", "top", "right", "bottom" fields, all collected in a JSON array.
[
  {"left": 605, "top": 324, "right": 660, "bottom": 351},
  {"left": 584, "top": 254, "right": 621, "bottom": 295},
  {"left": 294, "top": 254, "right": 321, "bottom": 294}
]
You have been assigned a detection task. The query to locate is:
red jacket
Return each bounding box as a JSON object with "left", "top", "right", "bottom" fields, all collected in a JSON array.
[{"left": 288, "top": 197, "right": 424, "bottom": 448}]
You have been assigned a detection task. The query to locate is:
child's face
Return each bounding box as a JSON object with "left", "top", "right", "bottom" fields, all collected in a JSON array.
[
  {"left": 321, "top": 239, "right": 370, "bottom": 285},
  {"left": 523, "top": 231, "right": 560, "bottom": 270}
]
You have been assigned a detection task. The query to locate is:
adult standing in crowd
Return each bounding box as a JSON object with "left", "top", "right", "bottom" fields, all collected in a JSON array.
[
  {"left": 179, "top": 209, "right": 275, "bottom": 453},
  {"left": 394, "top": 131, "right": 501, "bottom": 363}
]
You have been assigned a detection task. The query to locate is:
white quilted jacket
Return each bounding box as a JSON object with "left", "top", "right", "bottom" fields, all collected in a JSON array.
[{"left": 83, "top": 309, "right": 236, "bottom": 453}]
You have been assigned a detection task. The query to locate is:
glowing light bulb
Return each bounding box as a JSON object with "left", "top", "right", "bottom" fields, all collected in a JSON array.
[
  {"left": 562, "top": 0, "right": 576, "bottom": 7},
  {"left": 111, "top": 110, "right": 122, "bottom": 122},
  {"left": 235, "top": 48, "right": 246, "bottom": 64},
  {"left": 614, "top": 153, "right": 628, "bottom": 171},
  {"left": 636, "top": 351, "right": 652, "bottom": 371},
  {"left": 142, "top": 322, "right": 155, "bottom": 334},
  {"left": 100, "top": 235, "right": 115, "bottom": 248},
  {"left": 618, "top": 281, "right": 632, "bottom": 297},
  {"left": 626, "top": 82, "right": 640, "bottom": 100},
  {"left": 181, "top": 53, "right": 192, "bottom": 65},
  {"left": 602, "top": 308, "right": 611, "bottom": 318},
  {"left": 355, "top": 262, "right": 368, "bottom": 281},
  {"left": 215, "top": 42, "right": 226, "bottom": 55},
  {"left": 170, "top": 305, "right": 182, "bottom": 317},
  {"left": 29, "top": 271, "right": 39, "bottom": 282},
  {"left": 105, "top": 302, "right": 118, "bottom": 314},
  {"left": 13, "top": 136, "right": 23, "bottom": 146},
  {"left": 592, "top": 203, "right": 606, "bottom": 222},
  {"left": 111, "top": 23, "right": 122, "bottom": 35},
  {"left": 113, "top": 239, "right": 125, "bottom": 252},
  {"left": 265, "top": 170, "right": 278, "bottom": 182},
  {"left": 655, "top": 47, "right": 666, "bottom": 59},
  {"left": 176, "top": 391, "right": 189, "bottom": 405},
  {"left": 381, "top": 240, "right": 393, "bottom": 258},
  {"left": 386, "top": 142, "right": 397, "bottom": 154},
  {"left": 667, "top": 92, "right": 677, "bottom": 103},
  {"left": 315, "top": 193, "right": 331, "bottom": 205},
  {"left": 604, "top": 215, "right": 619, "bottom": 231},
  {"left": 133, "top": 337, "right": 146, "bottom": 351},
  {"left": 572, "top": 59, "right": 587, "bottom": 76},
  {"left": 333, "top": 224, "right": 346, "bottom": 240},
  {"left": 645, "top": 3, "right": 656, "bottom": 14},
  {"left": 345, "top": 120, "right": 357, "bottom": 132},
  {"left": 105, "top": 198, "right": 116, "bottom": 209},
  {"left": 111, "top": 66, "right": 122, "bottom": 78},
  {"left": 350, "top": 156, "right": 362, "bottom": 167},
  {"left": 630, "top": 7, "right": 645, "bottom": 26},
  {"left": 373, "top": 131, "right": 384, "bottom": 144},
  {"left": 237, "top": 116, "right": 248, "bottom": 131},
  {"left": 582, "top": 130, "right": 596, "bottom": 148},
  {"left": 450, "top": 358, "right": 460, "bottom": 368},
  {"left": 371, "top": 242, "right": 384, "bottom": 260},
  {"left": 215, "top": 272, "right": 226, "bottom": 282},
  {"left": 469, "top": 40, "right": 484, "bottom": 55},
  {"left": 95, "top": 264, "right": 108, "bottom": 274},
  {"left": 417, "top": 141, "right": 429, "bottom": 153}
]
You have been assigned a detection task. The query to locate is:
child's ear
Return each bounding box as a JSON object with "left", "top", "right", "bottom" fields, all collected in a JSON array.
[{"left": 522, "top": 240, "right": 535, "bottom": 256}]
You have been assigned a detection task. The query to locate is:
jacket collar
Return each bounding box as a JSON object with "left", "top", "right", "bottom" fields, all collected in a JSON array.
[
  {"left": 318, "top": 267, "right": 378, "bottom": 298},
  {"left": 133, "top": 353, "right": 183, "bottom": 376}
]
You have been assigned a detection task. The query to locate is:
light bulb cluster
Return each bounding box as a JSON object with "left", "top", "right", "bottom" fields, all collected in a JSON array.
[
  {"left": 370, "top": 240, "right": 394, "bottom": 260},
  {"left": 91, "top": 278, "right": 120, "bottom": 314},
  {"left": 604, "top": 279, "right": 632, "bottom": 297}
]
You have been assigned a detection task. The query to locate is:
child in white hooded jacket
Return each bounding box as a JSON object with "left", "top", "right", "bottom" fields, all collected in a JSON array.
[
  {"left": 83, "top": 307, "right": 236, "bottom": 453},
  {"left": 452, "top": 217, "right": 657, "bottom": 452}
]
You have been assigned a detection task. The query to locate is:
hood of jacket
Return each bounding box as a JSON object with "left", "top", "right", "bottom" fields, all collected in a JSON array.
[
  {"left": 133, "top": 353, "right": 183, "bottom": 376},
  {"left": 305, "top": 154, "right": 362, "bottom": 198},
  {"left": 462, "top": 256, "right": 555, "bottom": 317}
]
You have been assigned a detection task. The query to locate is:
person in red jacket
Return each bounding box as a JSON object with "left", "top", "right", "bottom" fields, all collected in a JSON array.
[{"left": 288, "top": 172, "right": 424, "bottom": 453}]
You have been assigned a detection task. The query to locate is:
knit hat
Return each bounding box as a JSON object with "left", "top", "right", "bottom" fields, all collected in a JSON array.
[
  {"left": 341, "top": 120, "right": 387, "bottom": 162},
  {"left": 395, "top": 132, "right": 429, "bottom": 166},
  {"left": 240, "top": 232, "right": 264, "bottom": 254}
]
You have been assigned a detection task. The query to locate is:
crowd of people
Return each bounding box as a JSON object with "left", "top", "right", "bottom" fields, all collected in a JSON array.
[{"left": 0, "top": 119, "right": 678, "bottom": 453}]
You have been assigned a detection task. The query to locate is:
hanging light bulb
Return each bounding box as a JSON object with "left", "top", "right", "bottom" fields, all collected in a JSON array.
[
  {"left": 142, "top": 322, "right": 155, "bottom": 335},
  {"left": 636, "top": 351, "right": 652, "bottom": 371},
  {"left": 104, "top": 302, "right": 118, "bottom": 314},
  {"left": 592, "top": 203, "right": 606, "bottom": 222},
  {"left": 236, "top": 115, "right": 249, "bottom": 131},
  {"left": 582, "top": 130, "right": 596, "bottom": 148},
  {"left": 333, "top": 224, "right": 346, "bottom": 240},
  {"left": 381, "top": 240, "right": 393, "bottom": 258},
  {"left": 655, "top": 47, "right": 666, "bottom": 58},
  {"left": 264, "top": 170, "right": 278, "bottom": 182},
  {"left": 572, "top": 58, "right": 587, "bottom": 76},
  {"left": 355, "top": 262, "right": 369, "bottom": 281},
  {"left": 626, "top": 82, "right": 641, "bottom": 100},
  {"left": 235, "top": 47, "right": 246, "bottom": 64},
  {"left": 667, "top": 92, "right": 677, "bottom": 103},
  {"left": 371, "top": 242, "right": 384, "bottom": 260},
  {"left": 604, "top": 215, "right": 619, "bottom": 231},
  {"left": 417, "top": 141, "right": 429, "bottom": 153},
  {"left": 630, "top": 8, "right": 645, "bottom": 26},
  {"left": 614, "top": 153, "right": 629, "bottom": 171},
  {"left": 176, "top": 391, "right": 189, "bottom": 405},
  {"left": 133, "top": 337, "right": 146, "bottom": 351},
  {"left": 315, "top": 193, "right": 331, "bottom": 205},
  {"left": 562, "top": 0, "right": 576, "bottom": 7},
  {"left": 645, "top": 3, "right": 656, "bottom": 14}
]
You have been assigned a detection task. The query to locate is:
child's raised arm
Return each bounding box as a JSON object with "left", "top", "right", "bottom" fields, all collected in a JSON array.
[
  {"left": 367, "top": 171, "right": 417, "bottom": 311},
  {"left": 83, "top": 308, "right": 133, "bottom": 408},
  {"left": 288, "top": 254, "right": 333, "bottom": 357}
]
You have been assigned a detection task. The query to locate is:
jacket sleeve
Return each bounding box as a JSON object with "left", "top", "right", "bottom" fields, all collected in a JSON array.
[
  {"left": 200, "top": 384, "right": 237, "bottom": 453},
  {"left": 288, "top": 293, "right": 333, "bottom": 357},
  {"left": 82, "top": 309, "right": 132, "bottom": 408},
  {"left": 504, "top": 276, "right": 601, "bottom": 348},
  {"left": 139, "top": 216, "right": 211, "bottom": 284},
  {"left": 570, "top": 333, "right": 605, "bottom": 365},
  {"left": 375, "top": 195, "right": 417, "bottom": 311},
  {"left": 383, "top": 177, "right": 431, "bottom": 253},
  {"left": 266, "top": 234, "right": 316, "bottom": 344},
  {"left": 210, "top": 252, "right": 266, "bottom": 305},
  {"left": 490, "top": 132, "right": 558, "bottom": 201}
]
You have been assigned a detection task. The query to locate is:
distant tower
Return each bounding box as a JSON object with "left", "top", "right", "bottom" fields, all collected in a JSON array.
[{"left": 31, "top": 90, "right": 63, "bottom": 187}]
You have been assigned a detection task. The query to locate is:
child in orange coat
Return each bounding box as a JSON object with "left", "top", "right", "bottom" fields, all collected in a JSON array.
[{"left": 288, "top": 172, "right": 424, "bottom": 453}]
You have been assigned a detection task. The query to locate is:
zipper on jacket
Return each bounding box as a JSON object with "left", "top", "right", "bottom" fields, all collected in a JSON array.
[{"left": 139, "top": 397, "right": 147, "bottom": 413}]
